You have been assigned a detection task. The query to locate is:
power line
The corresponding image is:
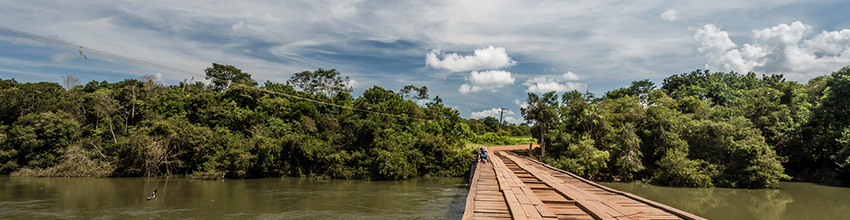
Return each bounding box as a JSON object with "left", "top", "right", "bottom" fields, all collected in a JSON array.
[{"left": 0, "top": 25, "right": 432, "bottom": 121}]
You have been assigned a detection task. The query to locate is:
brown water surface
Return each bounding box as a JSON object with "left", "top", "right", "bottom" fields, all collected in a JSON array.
[
  {"left": 602, "top": 181, "right": 850, "bottom": 220},
  {"left": 0, "top": 176, "right": 467, "bottom": 219}
]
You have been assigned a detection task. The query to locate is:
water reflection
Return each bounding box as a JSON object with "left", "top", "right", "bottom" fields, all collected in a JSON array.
[
  {"left": 0, "top": 176, "right": 468, "bottom": 219},
  {"left": 602, "top": 181, "right": 850, "bottom": 220}
]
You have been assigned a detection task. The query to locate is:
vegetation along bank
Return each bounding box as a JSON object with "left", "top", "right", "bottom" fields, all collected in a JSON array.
[{"left": 3, "top": 64, "right": 850, "bottom": 188}]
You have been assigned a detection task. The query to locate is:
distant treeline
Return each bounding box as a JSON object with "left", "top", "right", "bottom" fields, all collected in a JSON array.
[
  {"left": 4, "top": 64, "right": 850, "bottom": 188},
  {"left": 522, "top": 67, "right": 850, "bottom": 188},
  {"left": 0, "top": 64, "right": 480, "bottom": 180}
]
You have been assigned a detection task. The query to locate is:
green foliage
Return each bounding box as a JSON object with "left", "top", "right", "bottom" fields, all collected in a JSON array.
[
  {"left": 605, "top": 79, "right": 655, "bottom": 102},
  {"left": 544, "top": 137, "right": 609, "bottom": 177},
  {"left": 287, "top": 68, "right": 352, "bottom": 96},
  {"left": 522, "top": 91, "right": 559, "bottom": 156},
  {"left": 464, "top": 132, "right": 535, "bottom": 146},
  {"left": 650, "top": 149, "right": 717, "bottom": 187},
  {"left": 0, "top": 65, "right": 470, "bottom": 180},
  {"left": 5, "top": 65, "right": 850, "bottom": 187},
  {"left": 683, "top": 117, "right": 789, "bottom": 188},
  {"left": 7, "top": 111, "right": 81, "bottom": 169},
  {"left": 205, "top": 63, "right": 257, "bottom": 92},
  {"left": 524, "top": 68, "right": 850, "bottom": 188}
]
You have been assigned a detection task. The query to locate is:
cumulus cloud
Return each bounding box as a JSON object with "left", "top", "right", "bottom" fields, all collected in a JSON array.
[
  {"left": 458, "top": 70, "right": 516, "bottom": 94},
  {"left": 470, "top": 108, "right": 512, "bottom": 119},
  {"left": 695, "top": 24, "right": 737, "bottom": 57},
  {"left": 522, "top": 72, "right": 587, "bottom": 93},
  {"left": 661, "top": 10, "right": 678, "bottom": 22},
  {"left": 514, "top": 99, "right": 529, "bottom": 109},
  {"left": 51, "top": 53, "right": 75, "bottom": 63},
  {"left": 426, "top": 46, "right": 517, "bottom": 72},
  {"left": 695, "top": 21, "right": 850, "bottom": 79},
  {"left": 470, "top": 108, "right": 524, "bottom": 125},
  {"left": 562, "top": 71, "right": 580, "bottom": 81}
]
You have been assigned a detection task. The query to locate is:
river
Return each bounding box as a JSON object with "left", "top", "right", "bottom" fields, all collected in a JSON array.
[
  {"left": 602, "top": 181, "right": 850, "bottom": 220},
  {"left": 0, "top": 176, "right": 467, "bottom": 219},
  {"left": 4, "top": 176, "right": 850, "bottom": 219}
]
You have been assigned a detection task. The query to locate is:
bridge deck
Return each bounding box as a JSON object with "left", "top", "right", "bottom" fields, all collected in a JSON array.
[{"left": 463, "top": 149, "right": 706, "bottom": 220}]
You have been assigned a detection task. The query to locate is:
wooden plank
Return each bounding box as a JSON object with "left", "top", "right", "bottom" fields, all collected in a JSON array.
[
  {"left": 521, "top": 184, "right": 558, "bottom": 219},
  {"left": 500, "top": 152, "right": 629, "bottom": 220},
  {"left": 517, "top": 153, "right": 706, "bottom": 220},
  {"left": 473, "top": 211, "right": 513, "bottom": 219},
  {"left": 462, "top": 159, "right": 485, "bottom": 220},
  {"left": 502, "top": 184, "right": 529, "bottom": 220},
  {"left": 493, "top": 151, "right": 562, "bottom": 220},
  {"left": 492, "top": 153, "right": 532, "bottom": 220},
  {"left": 472, "top": 149, "right": 702, "bottom": 220}
]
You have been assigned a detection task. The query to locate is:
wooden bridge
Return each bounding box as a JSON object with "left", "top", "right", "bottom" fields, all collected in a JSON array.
[{"left": 463, "top": 146, "right": 706, "bottom": 220}]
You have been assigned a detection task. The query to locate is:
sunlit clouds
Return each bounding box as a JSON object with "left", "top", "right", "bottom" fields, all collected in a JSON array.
[
  {"left": 695, "top": 21, "right": 850, "bottom": 80},
  {"left": 458, "top": 70, "right": 516, "bottom": 94},
  {"left": 426, "top": 46, "right": 516, "bottom": 72}
]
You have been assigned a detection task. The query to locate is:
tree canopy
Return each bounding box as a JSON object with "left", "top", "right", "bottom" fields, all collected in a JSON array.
[
  {"left": 0, "top": 64, "right": 471, "bottom": 180},
  {"left": 4, "top": 65, "right": 850, "bottom": 188},
  {"left": 524, "top": 67, "right": 850, "bottom": 188}
]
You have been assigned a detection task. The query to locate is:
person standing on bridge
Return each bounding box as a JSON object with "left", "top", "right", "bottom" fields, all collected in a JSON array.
[{"left": 479, "top": 147, "right": 489, "bottom": 164}]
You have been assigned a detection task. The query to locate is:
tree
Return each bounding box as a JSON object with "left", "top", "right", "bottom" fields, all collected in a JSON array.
[
  {"left": 482, "top": 116, "right": 500, "bottom": 132},
  {"left": 806, "top": 67, "right": 850, "bottom": 167},
  {"left": 61, "top": 75, "right": 80, "bottom": 91},
  {"left": 205, "top": 63, "right": 257, "bottom": 92},
  {"left": 287, "top": 68, "right": 352, "bottom": 96},
  {"left": 629, "top": 79, "right": 656, "bottom": 101},
  {"left": 7, "top": 111, "right": 81, "bottom": 170},
  {"left": 400, "top": 85, "right": 429, "bottom": 101},
  {"left": 605, "top": 79, "right": 655, "bottom": 103},
  {"left": 522, "top": 91, "right": 559, "bottom": 157}
]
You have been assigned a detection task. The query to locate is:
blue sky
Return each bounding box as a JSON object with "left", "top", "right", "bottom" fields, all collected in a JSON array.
[{"left": 2, "top": 0, "right": 850, "bottom": 124}]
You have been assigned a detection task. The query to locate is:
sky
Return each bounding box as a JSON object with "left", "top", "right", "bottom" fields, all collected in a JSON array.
[{"left": 1, "top": 0, "right": 850, "bottom": 124}]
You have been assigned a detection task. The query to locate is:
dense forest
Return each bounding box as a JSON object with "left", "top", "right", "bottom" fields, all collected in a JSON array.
[
  {"left": 0, "top": 64, "right": 480, "bottom": 180},
  {"left": 2, "top": 64, "right": 850, "bottom": 188},
  {"left": 524, "top": 67, "right": 850, "bottom": 188}
]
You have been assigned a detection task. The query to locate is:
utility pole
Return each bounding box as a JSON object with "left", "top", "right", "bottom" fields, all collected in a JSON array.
[{"left": 498, "top": 108, "right": 505, "bottom": 131}]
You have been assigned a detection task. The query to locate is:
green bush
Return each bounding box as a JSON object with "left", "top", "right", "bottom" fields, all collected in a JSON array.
[{"left": 650, "top": 149, "right": 717, "bottom": 187}]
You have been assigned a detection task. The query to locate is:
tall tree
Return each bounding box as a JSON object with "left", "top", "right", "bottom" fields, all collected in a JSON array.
[
  {"left": 522, "top": 91, "right": 559, "bottom": 157},
  {"left": 61, "top": 75, "right": 80, "bottom": 91},
  {"left": 205, "top": 63, "right": 257, "bottom": 92},
  {"left": 287, "top": 68, "right": 352, "bottom": 96},
  {"left": 400, "top": 85, "right": 429, "bottom": 101}
]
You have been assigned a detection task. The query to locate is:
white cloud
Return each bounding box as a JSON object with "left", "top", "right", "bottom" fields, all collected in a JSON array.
[
  {"left": 458, "top": 70, "right": 515, "bottom": 94},
  {"left": 426, "top": 46, "right": 516, "bottom": 72},
  {"left": 470, "top": 108, "right": 525, "bottom": 125},
  {"left": 526, "top": 81, "right": 587, "bottom": 93},
  {"left": 661, "top": 10, "right": 678, "bottom": 22},
  {"left": 514, "top": 99, "right": 528, "bottom": 109},
  {"left": 504, "top": 116, "right": 524, "bottom": 125},
  {"left": 470, "top": 107, "right": 513, "bottom": 119},
  {"left": 695, "top": 24, "right": 737, "bottom": 57},
  {"left": 522, "top": 73, "right": 587, "bottom": 93},
  {"left": 154, "top": 73, "right": 163, "bottom": 82},
  {"left": 695, "top": 21, "right": 850, "bottom": 80},
  {"left": 50, "top": 53, "right": 75, "bottom": 63},
  {"left": 562, "top": 71, "right": 580, "bottom": 81}
]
